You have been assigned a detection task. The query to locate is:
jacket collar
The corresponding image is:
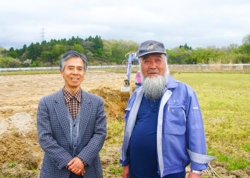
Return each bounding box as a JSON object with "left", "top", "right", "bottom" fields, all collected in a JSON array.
[
  {"left": 53, "top": 89, "right": 92, "bottom": 145},
  {"left": 166, "top": 75, "right": 178, "bottom": 89}
]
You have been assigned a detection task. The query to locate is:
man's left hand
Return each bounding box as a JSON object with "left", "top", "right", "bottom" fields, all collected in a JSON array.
[{"left": 188, "top": 172, "right": 202, "bottom": 178}]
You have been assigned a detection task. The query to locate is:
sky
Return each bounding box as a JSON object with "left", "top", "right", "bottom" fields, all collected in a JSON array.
[{"left": 1, "top": 0, "right": 250, "bottom": 50}]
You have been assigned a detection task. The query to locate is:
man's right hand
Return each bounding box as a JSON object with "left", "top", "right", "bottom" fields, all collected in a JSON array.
[
  {"left": 67, "top": 157, "right": 85, "bottom": 175},
  {"left": 122, "top": 165, "right": 129, "bottom": 178}
]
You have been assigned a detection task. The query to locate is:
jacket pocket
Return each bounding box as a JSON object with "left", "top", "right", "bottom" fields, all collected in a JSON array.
[{"left": 163, "top": 106, "right": 186, "bottom": 135}]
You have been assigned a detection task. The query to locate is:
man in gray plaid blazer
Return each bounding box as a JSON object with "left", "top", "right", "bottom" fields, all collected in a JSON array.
[{"left": 37, "top": 50, "right": 107, "bottom": 178}]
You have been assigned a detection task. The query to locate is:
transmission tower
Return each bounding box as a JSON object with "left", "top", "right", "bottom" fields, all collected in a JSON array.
[{"left": 40, "top": 28, "right": 45, "bottom": 42}]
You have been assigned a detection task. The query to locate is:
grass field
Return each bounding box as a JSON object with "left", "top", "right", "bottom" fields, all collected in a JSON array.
[
  {"left": 101, "top": 72, "right": 250, "bottom": 177},
  {"left": 175, "top": 73, "right": 250, "bottom": 169},
  {"left": 1, "top": 70, "right": 249, "bottom": 177}
]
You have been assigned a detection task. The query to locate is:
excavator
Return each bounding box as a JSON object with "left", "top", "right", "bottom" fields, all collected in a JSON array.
[{"left": 120, "top": 52, "right": 139, "bottom": 101}]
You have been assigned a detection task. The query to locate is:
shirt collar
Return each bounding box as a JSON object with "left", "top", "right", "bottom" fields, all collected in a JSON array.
[{"left": 63, "top": 88, "right": 82, "bottom": 103}]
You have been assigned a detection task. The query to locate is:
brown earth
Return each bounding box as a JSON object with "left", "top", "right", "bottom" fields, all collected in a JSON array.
[
  {"left": 0, "top": 71, "right": 133, "bottom": 177},
  {"left": 0, "top": 71, "right": 249, "bottom": 178}
]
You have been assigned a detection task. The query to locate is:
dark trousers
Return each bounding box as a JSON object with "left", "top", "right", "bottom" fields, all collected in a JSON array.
[
  {"left": 69, "top": 172, "right": 83, "bottom": 178},
  {"left": 130, "top": 171, "right": 186, "bottom": 178},
  {"left": 163, "top": 171, "right": 186, "bottom": 178}
]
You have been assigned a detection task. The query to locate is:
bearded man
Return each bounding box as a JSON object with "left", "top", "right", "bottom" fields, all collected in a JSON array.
[{"left": 120, "top": 40, "right": 214, "bottom": 178}]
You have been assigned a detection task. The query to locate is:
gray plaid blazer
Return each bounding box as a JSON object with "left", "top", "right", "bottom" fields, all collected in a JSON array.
[{"left": 37, "top": 89, "right": 106, "bottom": 178}]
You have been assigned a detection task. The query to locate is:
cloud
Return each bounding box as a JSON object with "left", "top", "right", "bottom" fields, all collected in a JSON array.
[{"left": 0, "top": 0, "right": 250, "bottom": 49}]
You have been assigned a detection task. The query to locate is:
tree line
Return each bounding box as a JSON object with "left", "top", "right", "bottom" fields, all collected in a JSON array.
[{"left": 0, "top": 33, "right": 250, "bottom": 68}]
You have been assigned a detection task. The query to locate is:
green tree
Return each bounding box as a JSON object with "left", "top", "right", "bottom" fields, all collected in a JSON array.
[
  {"left": 167, "top": 47, "right": 187, "bottom": 64},
  {"left": 93, "top": 35, "right": 103, "bottom": 56},
  {"left": 179, "top": 43, "right": 192, "bottom": 50},
  {"left": 102, "top": 40, "right": 112, "bottom": 59},
  {"left": 0, "top": 57, "right": 14, "bottom": 67},
  {"left": 40, "top": 51, "right": 53, "bottom": 66},
  {"left": 85, "top": 51, "right": 94, "bottom": 62},
  {"left": 71, "top": 44, "right": 84, "bottom": 53},
  {"left": 81, "top": 41, "right": 95, "bottom": 52},
  {"left": 51, "top": 44, "right": 66, "bottom": 65},
  {"left": 242, "top": 33, "right": 250, "bottom": 44},
  {"left": 239, "top": 33, "right": 250, "bottom": 61},
  {"left": 26, "top": 43, "right": 39, "bottom": 60},
  {"left": 8, "top": 47, "right": 18, "bottom": 58}
]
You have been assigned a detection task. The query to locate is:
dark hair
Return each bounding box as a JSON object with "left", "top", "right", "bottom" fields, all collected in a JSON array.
[{"left": 60, "top": 50, "right": 88, "bottom": 71}]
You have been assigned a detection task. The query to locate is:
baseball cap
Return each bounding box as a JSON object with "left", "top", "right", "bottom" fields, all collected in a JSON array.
[{"left": 137, "top": 40, "right": 166, "bottom": 58}]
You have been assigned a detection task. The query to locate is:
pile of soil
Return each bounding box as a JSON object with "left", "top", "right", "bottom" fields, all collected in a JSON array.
[
  {"left": 89, "top": 87, "right": 128, "bottom": 121},
  {"left": 0, "top": 113, "right": 42, "bottom": 178}
]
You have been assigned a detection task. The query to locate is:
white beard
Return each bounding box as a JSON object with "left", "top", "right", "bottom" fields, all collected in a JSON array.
[{"left": 143, "top": 75, "right": 167, "bottom": 100}]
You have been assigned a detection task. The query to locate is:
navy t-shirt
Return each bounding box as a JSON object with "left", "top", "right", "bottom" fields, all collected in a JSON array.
[
  {"left": 128, "top": 95, "right": 186, "bottom": 178},
  {"left": 129, "top": 96, "right": 161, "bottom": 177}
]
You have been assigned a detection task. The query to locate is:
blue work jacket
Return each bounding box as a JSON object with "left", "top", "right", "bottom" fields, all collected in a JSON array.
[{"left": 120, "top": 75, "right": 214, "bottom": 177}]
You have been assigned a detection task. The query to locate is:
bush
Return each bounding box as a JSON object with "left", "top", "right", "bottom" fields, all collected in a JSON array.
[
  {"left": 0, "top": 57, "right": 14, "bottom": 67},
  {"left": 8, "top": 59, "right": 21, "bottom": 68}
]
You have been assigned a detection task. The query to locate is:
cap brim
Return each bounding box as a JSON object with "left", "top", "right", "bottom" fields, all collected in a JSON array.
[{"left": 138, "top": 51, "right": 166, "bottom": 58}]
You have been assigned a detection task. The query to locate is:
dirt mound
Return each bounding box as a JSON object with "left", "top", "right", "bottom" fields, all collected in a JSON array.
[
  {"left": 89, "top": 87, "right": 128, "bottom": 121},
  {"left": 0, "top": 113, "right": 42, "bottom": 178}
]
